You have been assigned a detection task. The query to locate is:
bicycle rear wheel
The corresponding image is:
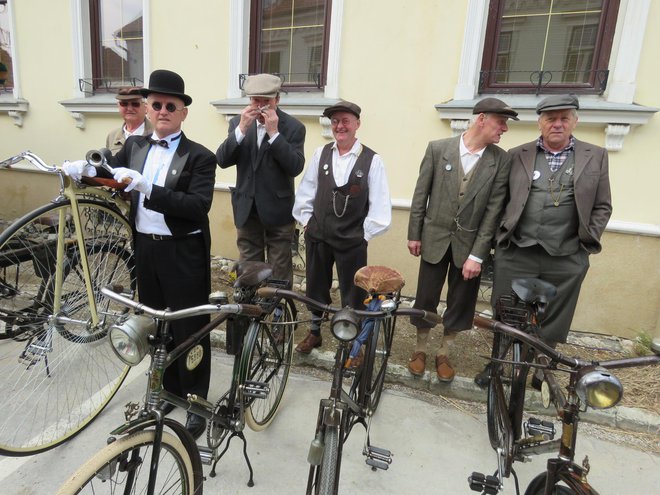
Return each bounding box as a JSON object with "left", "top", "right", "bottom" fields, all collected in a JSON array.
[
  {"left": 0, "top": 199, "right": 135, "bottom": 455},
  {"left": 56, "top": 430, "right": 202, "bottom": 494},
  {"left": 244, "top": 298, "right": 296, "bottom": 431},
  {"left": 365, "top": 318, "right": 391, "bottom": 412}
]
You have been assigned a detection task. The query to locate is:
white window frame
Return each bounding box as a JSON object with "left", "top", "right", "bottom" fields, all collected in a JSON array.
[
  {"left": 436, "top": 0, "right": 658, "bottom": 151},
  {"left": 60, "top": 0, "right": 150, "bottom": 129},
  {"left": 0, "top": 0, "right": 28, "bottom": 126}
]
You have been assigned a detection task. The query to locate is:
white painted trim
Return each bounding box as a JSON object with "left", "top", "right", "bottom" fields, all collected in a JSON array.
[
  {"left": 453, "top": 0, "right": 489, "bottom": 100},
  {"left": 324, "top": 0, "right": 344, "bottom": 99}
]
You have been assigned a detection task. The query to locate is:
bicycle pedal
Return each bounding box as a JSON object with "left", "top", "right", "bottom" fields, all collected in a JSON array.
[
  {"left": 197, "top": 445, "right": 215, "bottom": 465},
  {"left": 468, "top": 472, "right": 499, "bottom": 494},
  {"left": 364, "top": 445, "right": 392, "bottom": 467},
  {"left": 365, "top": 457, "right": 390, "bottom": 471},
  {"left": 526, "top": 417, "right": 555, "bottom": 439},
  {"left": 243, "top": 380, "right": 270, "bottom": 399}
]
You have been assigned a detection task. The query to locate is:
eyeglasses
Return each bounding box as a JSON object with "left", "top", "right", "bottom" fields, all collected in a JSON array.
[
  {"left": 330, "top": 117, "right": 357, "bottom": 127},
  {"left": 119, "top": 101, "right": 142, "bottom": 108},
  {"left": 150, "top": 101, "right": 184, "bottom": 113}
]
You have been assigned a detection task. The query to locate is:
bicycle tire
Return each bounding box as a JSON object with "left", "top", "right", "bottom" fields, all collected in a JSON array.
[
  {"left": 365, "top": 318, "right": 391, "bottom": 412},
  {"left": 244, "top": 297, "right": 296, "bottom": 431},
  {"left": 56, "top": 430, "right": 202, "bottom": 494},
  {"left": 317, "top": 426, "right": 340, "bottom": 495},
  {"left": 0, "top": 199, "right": 134, "bottom": 455},
  {"left": 524, "top": 471, "right": 598, "bottom": 495}
]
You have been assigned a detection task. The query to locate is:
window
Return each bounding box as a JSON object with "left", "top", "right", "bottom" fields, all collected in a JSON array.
[
  {"left": 480, "top": 0, "right": 620, "bottom": 94},
  {"left": 0, "top": 0, "right": 13, "bottom": 92},
  {"left": 249, "top": 0, "right": 332, "bottom": 90},
  {"left": 84, "top": 0, "right": 144, "bottom": 94}
]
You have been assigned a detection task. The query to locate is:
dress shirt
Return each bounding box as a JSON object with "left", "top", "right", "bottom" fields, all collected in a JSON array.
[
  {"left": 135, "top": 131, "right": 182, "bottom": 236},
  {"left": 537, "top": 136, "right": 575, "bottom": 173},
  {"left": 234, "top": 125, "right": 279, "bottom": 147},
  {"left": 459, "top": 133, "right": 486, "bottom": 175},
  {"left": 293, "top": 139, "right": 392, "bottom": 241},
  {"left": 123, "top": 121, "right": 146, "bottom": 140}
]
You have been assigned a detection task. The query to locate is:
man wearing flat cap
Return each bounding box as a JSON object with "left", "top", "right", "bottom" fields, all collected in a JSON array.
[
  {"left": 293, "top": 101, "right": 392, "bottom": 353},
  {"left": 407, "top": 97, "right": 517, "bottom": 381},
  {"left": 216, "top": 73, "right": 306, "bottom": 285},
  {"left": 106, "top": 87, "right": 153, "bottom": 153},
  {"left": 490, "top": 94, "right": 612, "bottom": 352},
  {"left": 62, "top": 69, "right": 217, "bottom": 440}
]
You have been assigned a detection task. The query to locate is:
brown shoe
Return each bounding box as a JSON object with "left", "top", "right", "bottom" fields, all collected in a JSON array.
[
  {"left": 295, "top": 332, "right": 322, "bottom": 354},
  {"left": 345, "top": 346, "right": 365, "bottom": 369},
  {"left": 407, "top": 351, "right": 427, "bottom": 376},
  {"left": 435, "top": 355, "right": 455, "bottom": 382}
]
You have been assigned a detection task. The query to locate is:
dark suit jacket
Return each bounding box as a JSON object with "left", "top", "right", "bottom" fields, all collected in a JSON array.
[
  {"left": 216, "top": 108, "right": 305, "bottom": 228},
  {"left": 498, "top": 138, "right": 612, "bottom": 254},
  {"left": 408, "top": 135, "right": 511, "bottom": 267}
]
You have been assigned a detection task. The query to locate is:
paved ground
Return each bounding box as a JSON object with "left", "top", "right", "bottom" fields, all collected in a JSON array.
[{"left": 0, "top": 350, "right": 658, "bottom": 494}]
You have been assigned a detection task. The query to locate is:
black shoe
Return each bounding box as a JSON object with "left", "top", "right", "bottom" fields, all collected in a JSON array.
[
  {"left": 474, "top": 363, "right": 492, "bottom": 389},
  {"left": 185, "top": 413, "right": 206, "bottom": 440},
  {"left": 157, "top": 401, "right": 175, "bottom": 416}
]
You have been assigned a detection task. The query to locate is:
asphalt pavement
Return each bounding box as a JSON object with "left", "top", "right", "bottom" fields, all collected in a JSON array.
[{"left": 0, "top": 349, "right": 658, "bottom": 494}]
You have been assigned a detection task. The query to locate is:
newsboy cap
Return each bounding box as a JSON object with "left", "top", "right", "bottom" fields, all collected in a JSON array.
[
  {"left": 115, "top": 87, "right": 143, "bottom": 101},
  {"left": 243, "top": 74, "right": 282, "bottom": 98},
  {"left": 472, "top": 97, "right": 519, "bottom": 120},
  {"left": 536, "top": 94, "right": 579, "bottom": 114},
  {"left": 322, "top": 100, "right": 361, "bottom": 119}
]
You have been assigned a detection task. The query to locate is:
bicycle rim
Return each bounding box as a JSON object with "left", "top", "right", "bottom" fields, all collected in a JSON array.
[
  {"left": 317, "top": 426, "right": 340, "bottom": 495},
  {"left": 366, "top": 319, "right": 390, "bottom": 413},
  {"left": 524, "top": 471, "right": 598, "bottom": 495},
  {"left": 244, "top": 298, "right": 296, "bottom": 431},
  {"left": 0, "top": 200, "right": 134, "bottom": 455},
  {"left": 56, "top": 430, "right": 202, "bottom": 494}
]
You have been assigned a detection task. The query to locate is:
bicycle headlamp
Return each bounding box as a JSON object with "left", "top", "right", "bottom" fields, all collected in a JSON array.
[
  {"left": 331, "top": 308, "right": 359, "bottom": 342},
  {"left": 109, "top": 315, "right": 157, "bottom": 366},
  {"left": 575, "top": 366, "right": 623, "bottom": 409}
]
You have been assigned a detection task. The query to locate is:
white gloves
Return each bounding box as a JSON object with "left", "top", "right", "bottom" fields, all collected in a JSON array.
[
  {"left": 61, "top": 160, "right": 97, "bottom": 182},
  {"left": 112, "top": 167, "right": 152, "bottom": 197}
]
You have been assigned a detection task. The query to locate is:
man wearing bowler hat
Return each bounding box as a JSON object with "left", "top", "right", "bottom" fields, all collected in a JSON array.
[
  {"left": 106, "top": 86, "right": 153, "bottom": 153},
  {"left": 489, "top": 94, "right": 612, "bottom": 359},
  {"left": 216, "top": 73, "right": 306, "bottom": 286},
  {"left": 407, "top": 98, "right": 517, "bottom": 381},
  {"left": 62, "top": 69, "right": 217, "bottom": 439},
  {"left": 292, "top": 100, "right": 392, "bottom": 353}
]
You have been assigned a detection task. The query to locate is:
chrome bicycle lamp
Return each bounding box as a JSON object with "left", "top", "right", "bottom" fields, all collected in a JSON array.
[
  {"left": 109, "top": 315, "right": 157, "bottom": 366},
  {"left": 575, "top": 366, "right": 623, "bottom": 409},
  {"left": 331, "top": 307, "right": 359, "bottom": 342}
]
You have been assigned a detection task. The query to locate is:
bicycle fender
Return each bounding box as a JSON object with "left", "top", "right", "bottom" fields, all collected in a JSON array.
[{"left": 524, "top": 470, "right": 599, "bottom": 495}]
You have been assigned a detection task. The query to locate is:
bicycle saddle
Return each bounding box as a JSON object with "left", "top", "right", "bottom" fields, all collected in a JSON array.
[
  {"left": 232, "top": 261, "right": 273, "bottom": 288},
  {"left": 511, "top": 278, "right": 557, "bottom": 305},
  {"left": 354, "top": 265, "right": 405, "bottom": 294}
]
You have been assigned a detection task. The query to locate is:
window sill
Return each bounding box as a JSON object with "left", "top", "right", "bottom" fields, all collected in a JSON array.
[
  {"left": 0, "top": 97, "right": 29, "bottom": 127},
  {"left": 435, "top": 96, "right": 659, "bottom": 151},
  {"left": 211, "top": 94, "right": 341, "bottom": 138},
  {"left": 59, "top": 95, "right": 118, "bottom": 129}
]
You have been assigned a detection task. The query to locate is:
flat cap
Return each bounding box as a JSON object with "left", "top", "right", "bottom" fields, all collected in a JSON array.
[
  {"left": 243, "top": 74, "right": 282, "bottom": 98},
  {"left": 472, "top": 97, "right": 519, "bottom": 120},
  {"left": 115, "top": 87, "right": 143, "bottom": 100},
  {"left": 322, "top": 100, "right": 361, "bottom": 119},
  {"left": 536, "top": 94, "right": 579, "bottom": 114}
]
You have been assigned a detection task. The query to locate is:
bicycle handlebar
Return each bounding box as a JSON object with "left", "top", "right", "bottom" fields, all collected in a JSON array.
[
  {"left": 0, "top": 151, "right": 57, "bottom": 173},
  {"left": 473, "top": 314, "right": 660, "bottom": 371},
  {"left": 101, "top": 285, "right": 263, "bottom": 320},
  {"left": 256, "top": 286, "right": 442, "bottom": 325}
]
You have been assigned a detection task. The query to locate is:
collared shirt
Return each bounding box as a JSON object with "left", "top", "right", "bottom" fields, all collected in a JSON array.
[
  {"left": 135, "top": 131, "right": 182, "bottom": 236},
  {"left": 459, "top": 133, "right": 486, "bottom": 175},
  {"left": 293, "top": 139, "right": 392, "bottom": 241},
  {"left": 122, "top": 121, "right": 146, "bottom": 140},
  {"left": 235, "top": 124, "right": 279, "bottom": 147},
  {"left": 537, "top": 136, "right": 575, "bottom": 172}
]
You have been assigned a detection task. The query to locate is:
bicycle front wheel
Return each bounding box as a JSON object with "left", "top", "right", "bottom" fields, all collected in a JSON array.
[
  {"left": 524, "top": 471, "right": 598, "bottom": 495},
  {"left": 56, "top": 430, "right": 202, "bottom": 494},
  {"left": 317, "top": 426, "right": 340, "bottom": 495},
  {"left": 244, "top": 297, "right": 296, "bottom": 431},
  {"left": 0, "top": 199, "right": 135, "bottom": 455}
]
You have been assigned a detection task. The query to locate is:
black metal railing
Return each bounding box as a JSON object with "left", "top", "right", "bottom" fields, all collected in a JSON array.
[
  {"left": 479, "top": 69, "right": 609, "bottom": 95},
  {"left": 78, "top": 77, "right": 144, "bottom": 96}
]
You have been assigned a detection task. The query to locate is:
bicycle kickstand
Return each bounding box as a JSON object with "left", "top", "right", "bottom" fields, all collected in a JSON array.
[{"left": 209, "top": 430, "right": 255, "bottom": 487}]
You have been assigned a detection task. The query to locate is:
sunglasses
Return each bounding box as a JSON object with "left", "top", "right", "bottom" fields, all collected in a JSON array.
[
  {"left": 150, "top": 101, "right": 184, "bottom": 113},
  {"left": 119, "top": 100, "right": 142, "bottom": 108}
]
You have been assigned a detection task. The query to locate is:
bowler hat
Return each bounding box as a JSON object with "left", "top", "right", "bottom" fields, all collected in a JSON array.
[
  {"left": 323, "top": 101, "right": 361, "bottom": 119},
  {"left": 472, "top": 97, "right": 519, "bottom": 120},
  {"left": 116, "top": 87, "right": 143, "bottom": 101},
  {"left": 243, "top": 74, "right": 282, "bottom": 98},
  {"left": 536, "top": 94, "right": 579, "bottom": 114},
  {"left": 139, "top": 69, "right": 192, "bottom": 106}
]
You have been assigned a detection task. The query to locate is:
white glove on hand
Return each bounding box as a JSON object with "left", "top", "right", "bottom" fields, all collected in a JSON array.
[
  {"left": 112, "top": 167, "right": 152, "bottom": 197},
  {"left": 61, "top": 160, "right": 97, "bottom": 182}
]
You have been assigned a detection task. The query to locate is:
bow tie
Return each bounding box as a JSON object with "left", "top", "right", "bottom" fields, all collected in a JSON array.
[{"left": 147, "top": 133, "right": 182, "bottom": 149}]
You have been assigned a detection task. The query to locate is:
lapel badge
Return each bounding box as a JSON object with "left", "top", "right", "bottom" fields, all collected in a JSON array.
[
  {"left": 445, "top": 164, "right": 452, "bottom": 171},
  {"left": 323, "top": 163, "right": 329, "bottom": 170},
  {"left": 565, "top": 167, "right": 574, "bottom": 176},
  {"left": 356, "top": 169, "right": 364, "bottom": 178},
  {"left": 533, "top": 170, "right": 541, "bottom": 180},
  {"left": 324, "top": 170, "right": 329, "bottom": 175},
  {"left": 171, "top": 169, "right": 177, "bottom": 175}
]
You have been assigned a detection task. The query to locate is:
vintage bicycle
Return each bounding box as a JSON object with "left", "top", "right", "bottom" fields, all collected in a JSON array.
[
  {"left": 257, "top": 265, "right": 442, "bottom": 495},
  {"left": 56, "top": 260, "right": 296, "bottom": 494},
  {"left": 468, "top": 278, "right": 660, "bottom": 495},
  {"left": 0, "top": 150, "right": 136, "bottom": 455}
]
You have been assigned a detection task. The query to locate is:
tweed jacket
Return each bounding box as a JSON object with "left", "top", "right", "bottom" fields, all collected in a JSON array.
[
  {"left": 408, "top": 135, "right": 511, "bottom": 267},
  {"left": 497, "top": 138, "right": 612, "bottom": 254},
  {"left": 105, "top": 119, "right": 154, "bottom": 154},
  {"left": 216, "top": 108, "right": 306, "bottom": 228}
]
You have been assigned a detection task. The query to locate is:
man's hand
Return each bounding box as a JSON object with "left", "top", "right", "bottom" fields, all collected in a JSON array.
[
  {"left": 61, "top": 160, "right": 96, "bottom": 181},
  {"left": 462, "top": 259, "right": 482, "bottom": 280},
  {"left": 260, "top": 105, "right": 279, "bottom": 137},
  {"left": 112, "top": 167, "right": 152, "bottom": 196},
  {"left": 408, "top": 240, "right": 422, "bottom": 257},
  {"left": 238, "top": 104, "right": 261, "bottom": 135}
]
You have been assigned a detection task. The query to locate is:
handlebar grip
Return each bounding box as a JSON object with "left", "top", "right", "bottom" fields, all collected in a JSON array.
[
  {"left": 238, "top": 304, "right": 264, "bottom": 318},
  {"left": 421, "top": 311, "right": 443, "bottom": 325},
  {"left": 256, "top": 287, "right": 279, "bottom": 298}
]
